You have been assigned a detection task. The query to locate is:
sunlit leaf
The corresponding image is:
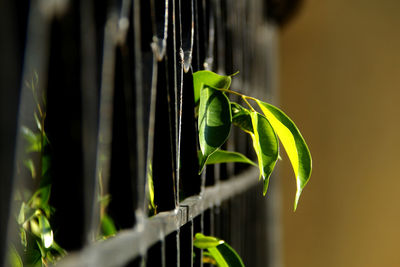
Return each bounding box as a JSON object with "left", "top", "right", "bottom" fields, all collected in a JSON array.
[
  {"left": 198, "top": 150, "right": 256, "bottom": 167},
  {"left": 256, "top": 100, "right": 312, "bottom": 210},
  {"left": 231, "top": 103, "right": 279, "bottom": 193},
  {"left": 207, "top": 246, "right": 229, "bottom": 267},
  {"left": 194, "top": 233, "right": 245, "bottom": 267},
  {"left": 38, "top": 214, "right": 53, "bottom": 248},
  {"left": 193, "top": 70, "right": 231, "bottom": 105},
  {"left": 198, "top": 86, "right": 232, "bottom": 173},
  {"left": 34, "top": 112, "right": 42, "bottom": 131},
  {"left": 193, "top": 233, "right": 224, "bottom": 249},
  {"left": 147, "top": 161, "right": 157, "bottom": 215},
  {"left": 250, "top": 112, "right": 279, "bottom": 195},
  {"left": 21, "top": 126, "right": 41, "bottom": 153},
  {"left": 210, "top": 243, "right": 245, "bottom": 267}
]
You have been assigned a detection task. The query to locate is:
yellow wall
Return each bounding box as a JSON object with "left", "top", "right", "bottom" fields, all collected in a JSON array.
[{"left": 279, "top": 0, "right": 400, "bottom": 266}]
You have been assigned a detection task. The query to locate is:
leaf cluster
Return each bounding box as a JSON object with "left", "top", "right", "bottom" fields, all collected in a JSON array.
[
  {"left": 9, "top": 76, "right": 66, "bottom": 267},
  {"left": 193, "top": 70, "right": 312, "bottom": 210},
  {"left": 193, "top": 233, "right": 244, "bottom": 267}
]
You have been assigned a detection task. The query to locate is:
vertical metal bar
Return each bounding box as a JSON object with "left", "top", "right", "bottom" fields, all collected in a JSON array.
[
  {"left": 80, "top": 0, "right": 100, "bottom": 244},
  {"left": 175, "top": 0, "right": 184, "bottom": 206},
  {"left": 90, "top": 13, "right": 118, "bottom": 241},
  {"left": 133, "top": 0, "right": 146, "bottom": 220},
  {"left": 5, "top": 0, "right": 53, "bottom": 263},
  {"left": 161, "top": 237, "right": 166, "bottom": 267},
  {"left": 0, "top": 0, "right": 21, "bottom": 265},
  {"left": 143, "top": 52, "right": 158, "bottom": 213},
  {"left": 177, "top": 230, "right": 181, "bottom": 267},
  {"left": 204, "top": 0, "right": 215, "bottom": 70}
]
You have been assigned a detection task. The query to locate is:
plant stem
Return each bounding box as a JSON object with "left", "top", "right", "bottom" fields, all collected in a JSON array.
[{"left": 217, "top": 88, "right": 256, "bottom": 112}]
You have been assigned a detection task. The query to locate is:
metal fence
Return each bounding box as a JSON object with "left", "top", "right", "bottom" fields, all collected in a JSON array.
[{"left": 0, "top": 0, "right": 294, "bottom": 266}]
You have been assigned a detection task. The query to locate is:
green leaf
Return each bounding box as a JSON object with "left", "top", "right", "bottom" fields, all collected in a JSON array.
[
  {"left": 20, "top": 227, "right": 27, "bottom": 247},
  {"left": 18, "top": 203, "right": 26, "bottom": 225},
  {"left": 34, "top": 112, "right": 42, "bottom": 131},
  {"left": 198, "top": 150, "right": 256, "bottom": 167},
  {"left": 21, "top": 126, "right": 41, "bottom": 153},
  {"left": 231, "top": 102, "right": 253, "bottom": 133},
  {"left": 41, "top": 155, "right": 50, "bottom": 177},
  {"left": 24, "top": 159, "right": 36, "bottom": 179},
  {"left": 101, "top": 214, "right": 117, "bottom": 237},
  {"left": 38, "top": 214, "right": 53, "bottom": 249},
  {"left": 8, "top": 245, "right": 23, "bottom": 267},
  {"left": 250, "top": 112, "right": 279, "bottom": 195},
  {"left": 194, "top": 233, "right": 244, "bottom": 267},
  {"left": 256, "top": 100, "right": 312, "bottom": 210},
  {"left": 147, "top": 161, "right": 157, "bottom": 214},
  {"left": 30, "top": 186, "right": 51, "bottom": 212},
  {"left": 50, "top": 241, "right": 67, "bottom": 256},
  {"left": 198, "top": 86, "right": 232, "bottom": 173},
  {"left": 193, "top": 70, "right": 232, "bottom": 105},
  {"left": 231, "top": 103, "right": 279, "bottom": 194},
  {"left": 210, "top": 243, "right": 245, "bottom": 267},
  {"left": 193, "top": 233, "right": 224, "bottom": 249}
]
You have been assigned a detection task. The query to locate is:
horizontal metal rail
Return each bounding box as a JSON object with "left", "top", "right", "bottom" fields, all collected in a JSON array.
[{"left": 57, "top": 167, "right": 259, "bottom": 267}]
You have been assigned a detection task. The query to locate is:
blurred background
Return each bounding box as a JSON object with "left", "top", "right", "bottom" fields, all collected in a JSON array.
[{"left": 279, "top": 0, "right": 400, "bottom": 266}]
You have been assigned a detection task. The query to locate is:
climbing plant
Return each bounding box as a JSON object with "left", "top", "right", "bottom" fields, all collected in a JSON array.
[
  {"left": 193, "top": 70, "right": 312, "bottom": 210},
  {"left": 193, "top": 233, "right": 244, "bottom": 267},
  {"left": 8, "top": 74, "right": 66, "bottom": 267}
]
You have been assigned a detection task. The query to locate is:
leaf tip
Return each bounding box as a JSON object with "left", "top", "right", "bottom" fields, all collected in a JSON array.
[
  {"left": 293, "top": 188, "right": 303, "bottom": 211},
  {"left": 263, "top": 177, "right": 269, "bottom": 196},
  {"left": 198, "top": 156, "right": 208, "bottom": 174}
]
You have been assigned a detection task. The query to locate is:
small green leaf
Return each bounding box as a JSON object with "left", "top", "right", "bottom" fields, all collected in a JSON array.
[
  {"left": 193, "top": 70, "right": 232, "bottom": 105},
  {"left": 256, "top": 100, "right": 312, "bottom": 210},
  {"left": 198, "top": 86, "right": 232, "bottom": 173},
  {"left": 147, "top": 161, "right": 157, "bottom": 215},
  {"left": 34, "top": 112, "right": 42, "bottom": 131},
  {"left": 101, "top": 214, "right": 117, "bottom": 237},
  {"left": 20, "top": 227, "right": 27, "bottom": 247},
  {"left": 194, "top": 233, "right": 244, "bottom": 267},
  {"left": 231, "top": 102, "right": 253, "bottom": 133},
  {"left": 30, "top": 186, "right": 51, "bottom": 211},
  {"left": 193, "top": 233, "right": 224, "bottom": 249},
  {"left": 41, "top": 155, "right": 50, "bottom": 177},
  {"left": 208, "top": 247, "right": 229, "bottom": 267},
  {"left": 21, "top": 126, "right": 41, "bottom": 153},
  {"left": 99, "top": 194, "right": 112, "bottom": 208},
  {"left": 250, "top": 112, "right": 279, "bottom": 195},
  {"left": 24, "top": 159, "right": 36, "bottom": 179},
  {"left": 38, "top": 214, "right": 53, "bottom": 249},
  {"left": 18, "top": 203, "right": 26, "bottom": 225},
  {"left": 199, "top": 150, "right": 256, "bottom": 167}
]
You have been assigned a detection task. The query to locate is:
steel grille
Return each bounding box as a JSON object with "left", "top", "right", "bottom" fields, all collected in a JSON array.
[{"left": 0, "top": 0, "right": 285, "bottom": 266}]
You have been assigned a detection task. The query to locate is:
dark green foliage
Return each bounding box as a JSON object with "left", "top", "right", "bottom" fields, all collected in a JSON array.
[{"left": 193, "top": 70, "right": 312, "bottom": 210}]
